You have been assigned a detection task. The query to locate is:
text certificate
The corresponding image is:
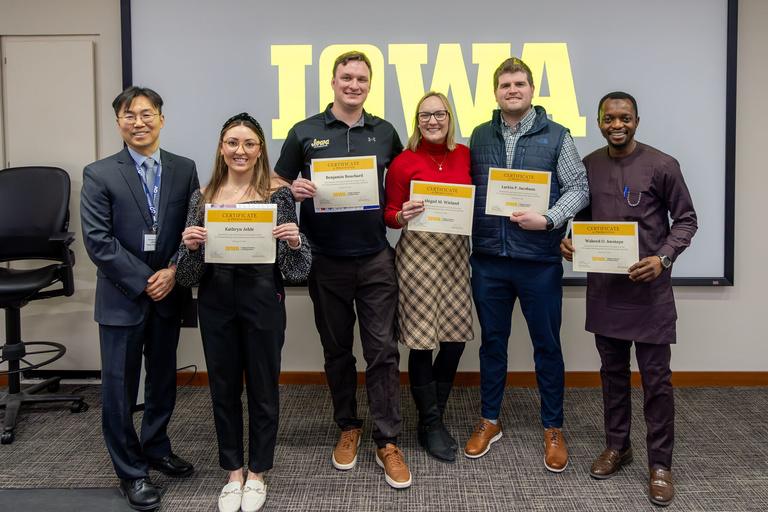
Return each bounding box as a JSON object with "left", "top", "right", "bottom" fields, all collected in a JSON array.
[
  {"left": 572, "top": 221, "right": 639, "bottom": 274},
  {"left": 204, "top": 203, "right": 277, "bottom": 264},
  {"left": 408, "top": 181, "right": 475, "bottom": 236},
  {"left": 310, "top": 156, "right": 379, "bottom": 212},
  {"left": 484, "top": 168, "right": 551, "bottom": 216}
]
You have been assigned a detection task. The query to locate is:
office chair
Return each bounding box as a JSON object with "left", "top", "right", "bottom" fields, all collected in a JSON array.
[{"left": 0, "top": 166, "right": 88, "bottom": 445}]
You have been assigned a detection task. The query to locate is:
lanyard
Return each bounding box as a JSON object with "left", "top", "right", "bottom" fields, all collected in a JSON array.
[{"left": 134, "top": 158, "right": 162, "bottom": 233}]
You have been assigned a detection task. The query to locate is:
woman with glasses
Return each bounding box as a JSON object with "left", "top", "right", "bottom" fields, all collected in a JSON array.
[
  {"left": 177, "top": 113, "right": 311, "bottom": 512},
  {"left": 384, "top": 92, "right": 473, "bottom": 463}
]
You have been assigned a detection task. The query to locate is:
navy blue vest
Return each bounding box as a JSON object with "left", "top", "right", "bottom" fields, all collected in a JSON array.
[{"left": 470, "top": 106, "right": 568, "bottom": 262}]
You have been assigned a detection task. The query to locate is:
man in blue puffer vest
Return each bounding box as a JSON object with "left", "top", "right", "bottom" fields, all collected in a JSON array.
[{"left": 463, "top": 58, "right": 589, "bottom": 473}]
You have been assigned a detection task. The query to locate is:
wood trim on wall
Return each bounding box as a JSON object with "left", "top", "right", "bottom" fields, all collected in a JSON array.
[{"left": 2, "top": 371, "right": 766, "bottom": 388}]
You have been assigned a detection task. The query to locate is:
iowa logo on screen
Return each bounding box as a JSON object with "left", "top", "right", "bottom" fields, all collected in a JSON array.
[{"left": 271, "top": 43, "right": 586, "bottom": 140}]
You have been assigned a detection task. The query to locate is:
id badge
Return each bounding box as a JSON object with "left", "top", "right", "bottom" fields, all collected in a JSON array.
[{"left": 143, "top": 232, "right": 157, "bottom": 251}]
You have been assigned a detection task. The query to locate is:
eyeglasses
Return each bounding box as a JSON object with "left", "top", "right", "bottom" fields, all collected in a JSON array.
[
  {"left": 119, "top": 112, "right": 160, "bottom": 124},
  {"left": 221, "top": 139, "right": 261, "bottom": 153},
  {"left": 418, "top": 110, "right": 449, "bottom": 122}
]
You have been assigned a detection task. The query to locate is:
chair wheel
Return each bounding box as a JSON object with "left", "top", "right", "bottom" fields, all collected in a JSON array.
[
  {"left": 70, "top": 401, "right": 89, "bottom": 413},
  {"left": 1, "top": 431, "right": 14, "bottom": 445},
  {"left": 47, "top": 382, "right": 61, "bottom": 393}
]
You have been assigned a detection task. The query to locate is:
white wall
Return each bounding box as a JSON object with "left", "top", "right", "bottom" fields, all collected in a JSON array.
[{"left": 2, "top": 0, "right": 765, "bottom": 376}]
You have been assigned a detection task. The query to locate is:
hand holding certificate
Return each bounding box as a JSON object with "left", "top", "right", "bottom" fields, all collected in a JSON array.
[
  {"left": 310, "top": 156, "right": 379, "bottom": 212},
  {"left": 571, "top": 221, "right": 639, "bottom": 274},
  {"left": 485, "top": 168, "right": 551, "bottom": 216},
  {"left": 407, "top": 181, "right": 475, "bottom": 236},
  {"left": 204, "top": 204, "right": 277, "bottom": 264}
]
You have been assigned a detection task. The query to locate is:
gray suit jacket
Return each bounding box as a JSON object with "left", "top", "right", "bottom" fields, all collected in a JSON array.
[{"left": 81, "top": 147, "right": 199, "bottom": 326}]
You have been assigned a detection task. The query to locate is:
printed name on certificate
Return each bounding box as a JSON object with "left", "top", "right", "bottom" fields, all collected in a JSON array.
[
  {"left": 484, "top": 168, "right": 551, "bottom": 216},
  {"left": 572, "top": 221, "right": 639, "bottom": 274},
  {"left": 310, "top": 156, "right": 379, "bottom": 212},
  {"left": 408, "top": 181, "right": 475, "bottom": 236},
  {"left": 204, "top": 204, "right": 277, "bottom": 264}
]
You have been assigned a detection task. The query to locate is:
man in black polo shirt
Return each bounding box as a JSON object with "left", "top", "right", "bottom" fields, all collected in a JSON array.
[{"left": 274, "top": 51, "right": 409, "bottom": 489}]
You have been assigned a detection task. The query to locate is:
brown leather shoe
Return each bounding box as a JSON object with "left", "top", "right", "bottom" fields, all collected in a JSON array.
[
  {"left": 332, "top": 428, "right": 363, "bottom": 470},
  {"left": 589, "top": 447, "right": 634, "bottom": 479},
  {"left": 544, "top": 427, "right": 568, "bottom": 472},
  {"left": 376, "top": 444, "right": 412, "bottom": 489},
  {"left": 464, "top": 419, "right": 502, "bottom": 459},
  {"left": 649, "top": 468, "right": 674, "bottom": 506}
]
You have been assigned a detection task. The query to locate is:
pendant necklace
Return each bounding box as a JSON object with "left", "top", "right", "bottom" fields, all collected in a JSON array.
[{"left": 427, "top": 152, "right": 449, "bottom": 171}]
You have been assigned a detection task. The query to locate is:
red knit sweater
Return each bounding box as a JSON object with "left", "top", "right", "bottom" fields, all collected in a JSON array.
[{"left": 384, "top": 139, "right": 471, "bottom": 229}]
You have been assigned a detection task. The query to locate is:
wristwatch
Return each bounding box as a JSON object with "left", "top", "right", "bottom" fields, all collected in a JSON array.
[
  {"left": 656, "top": 253, "right": 672, "bottom": 270},
  {"left": 545, "top": 215, "right": 554, "bottom": 231}
]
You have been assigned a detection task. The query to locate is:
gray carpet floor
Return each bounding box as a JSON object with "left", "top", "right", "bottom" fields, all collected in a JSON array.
[{"left": 1, "top": 384, "right": 767, "bottom": 511}]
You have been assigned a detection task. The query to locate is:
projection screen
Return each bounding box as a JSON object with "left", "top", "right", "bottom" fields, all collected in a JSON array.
[{"left": 126, "top": 0, "right": 736, "bottom": 285}]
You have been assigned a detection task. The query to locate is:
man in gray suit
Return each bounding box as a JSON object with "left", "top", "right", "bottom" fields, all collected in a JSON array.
[{"left": 81, "top": 86, "right": 199, "bottom": 511}]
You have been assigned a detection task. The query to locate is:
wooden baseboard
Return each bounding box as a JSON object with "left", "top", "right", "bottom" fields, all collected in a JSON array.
[
  {"left": 3, "top": 371, "right": 766, "bottom": 389},
  {"left": 170, "top": 371, "right": 768, "bottom": 388}
]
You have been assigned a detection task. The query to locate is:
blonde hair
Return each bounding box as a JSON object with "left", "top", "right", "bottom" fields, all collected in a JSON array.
[{"left": 406, "top": 91, "right": 457, "bottom": 152}]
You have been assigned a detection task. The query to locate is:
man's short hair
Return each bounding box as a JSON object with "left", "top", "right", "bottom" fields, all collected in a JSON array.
[
  {"left": 112, "top": 86, "right": 164, "bottom": 117},
  {"left": 493, "top": 57, "right": 534, "bottom": 90},
  {"left": 332, "top": 51, "right": 373, "bottom": 80},
  {"left": 598, "top": 91, "right": 639, "bottom": 118}
]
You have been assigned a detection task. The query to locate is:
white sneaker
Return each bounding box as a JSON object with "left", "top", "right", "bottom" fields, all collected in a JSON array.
[
  {"left": 240, "top": 479, "right": 266, "bottom": 512},
  {"left": 218, "top": 481, "right": 242, "bottom": 512}
]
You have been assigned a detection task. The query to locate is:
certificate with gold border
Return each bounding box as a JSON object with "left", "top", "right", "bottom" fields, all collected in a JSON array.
[
  {"left": 485, "top": 168, "right": 551, "bottom": 216},
  {"left": 310, "top": 156, "right": 379, "bottom": 212},
  {"left": 204, "top": 204, "right": 277, "bottom": 264},
  {"left": 407, "top": 181, "right": 475, "bottom": 236},
  {"left": 572, "top": 221, "right": 639, "bottom": 274}
]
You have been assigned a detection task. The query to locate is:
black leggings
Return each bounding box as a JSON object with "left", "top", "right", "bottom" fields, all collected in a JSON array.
[{"left": 408, "top": 343, "right": 466, "bottom": 387}]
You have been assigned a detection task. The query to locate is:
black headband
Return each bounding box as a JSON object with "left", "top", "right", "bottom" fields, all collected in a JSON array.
[{"left": 222, "top": 112, "right": 264, "bottom": 140}]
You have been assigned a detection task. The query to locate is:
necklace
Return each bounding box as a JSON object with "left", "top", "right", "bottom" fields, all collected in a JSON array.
[
  {"left": 427, "top": 152, "right": 449, "bottom": 171},
  {"left": 230, "top": 182, "right": 249, "bottom": 193}
]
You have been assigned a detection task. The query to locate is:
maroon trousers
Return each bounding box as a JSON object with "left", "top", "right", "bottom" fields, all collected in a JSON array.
[{"left": 595, "top": 335, "right": 674, "bottom": 470}]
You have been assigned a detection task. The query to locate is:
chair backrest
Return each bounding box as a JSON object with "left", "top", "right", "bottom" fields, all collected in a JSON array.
[{"left": 0, "top": 166, "right": 71, "bottom": 262}]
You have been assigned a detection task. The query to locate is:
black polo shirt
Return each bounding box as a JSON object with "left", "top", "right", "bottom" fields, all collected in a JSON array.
[{"left": 275, "top": 104, "right": 403, "bottom": 257}]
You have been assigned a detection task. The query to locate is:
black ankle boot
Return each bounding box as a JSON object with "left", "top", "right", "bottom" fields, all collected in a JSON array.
[
  {"left": 410, "top": 382, "right": 455, "bottom": 462},
  {"left": 435, "top": 380, "right": 458, "bottom": 451}
]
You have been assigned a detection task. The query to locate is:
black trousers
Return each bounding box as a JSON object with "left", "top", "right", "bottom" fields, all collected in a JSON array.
[
  {"left": 99, "top": 304, "right": 181, "bottom": 479},
  {"left": 199, "top": 264, "right": 285, "bottom": 473},
  {"left": 308, "top": 247, "right": 401, "bottom": 446},
  {"left": 595, "top": 334, "right": 674, "bottom": 470}
]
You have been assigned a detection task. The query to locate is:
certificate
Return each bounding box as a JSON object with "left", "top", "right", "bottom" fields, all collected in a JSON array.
[
  {"left": 407, "top": 181, "right": 475, "bottom": 236},
  {"left": 204, "top": 204, "right": 277, "bottom": 264},
  {"left": 571, "top": 221, "right": 639, "bottom": 274},
  {"left": 485, "top": 168, "right": 551, "bottom": 216},
  {"left": 310, "top": 156, "right": 379, "bottom": 212}
]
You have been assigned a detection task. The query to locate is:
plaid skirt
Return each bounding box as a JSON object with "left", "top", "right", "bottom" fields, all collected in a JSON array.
[{"left": 394, "top": 229, "right": 474, "bottom": 349}]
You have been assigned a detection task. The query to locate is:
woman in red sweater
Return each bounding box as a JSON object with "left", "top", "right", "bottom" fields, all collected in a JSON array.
[{"left": 384, "top": 91, "right": 473, "bottom": 463}]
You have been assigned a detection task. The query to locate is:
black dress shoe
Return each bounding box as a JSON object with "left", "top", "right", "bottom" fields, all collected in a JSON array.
[
  {"left": 119, "top": 477, "right": 160, "bottom": 511},
  {"left": 148, "top": 453, "right": 194, "bottom": 477}
]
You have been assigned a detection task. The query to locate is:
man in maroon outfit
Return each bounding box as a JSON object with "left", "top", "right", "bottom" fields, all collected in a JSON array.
[{"left": 561, "top": 92, "right": 697, "bottom": 507}]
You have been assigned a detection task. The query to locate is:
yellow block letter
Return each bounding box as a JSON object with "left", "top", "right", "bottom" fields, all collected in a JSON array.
[
  {"left": 388, "top": 44, "right": 428, "bottom": 138},
  {"left": 271, "top": 45, "right": 312, "bottom": 140},
  {"left": 521, "top": 43, "right": 585, "bottom": 137}
]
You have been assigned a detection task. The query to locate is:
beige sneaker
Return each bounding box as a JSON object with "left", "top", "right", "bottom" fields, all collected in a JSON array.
[
  {"left": 332, "top": 428, "right": 363, "bottom": 470},
  {"left": 375, "top": 444, "right": 412, "bottom": 489}
]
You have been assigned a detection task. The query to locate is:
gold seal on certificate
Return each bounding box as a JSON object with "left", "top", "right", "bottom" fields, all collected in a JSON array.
[
  {"left": 485, "top": 168, "right": 551, "bottom": 216},
  {"left": 408, "top": 181, "right": 475, "bottom": 236},
  {"left": 204, "top": 204, "right": 277, "bottom": 264},
  {"left": 572, "top": 221, "right": 639, "bottom": 274},
  {"left": 310, "top": 156, "right": 379, "bottom": 212}
]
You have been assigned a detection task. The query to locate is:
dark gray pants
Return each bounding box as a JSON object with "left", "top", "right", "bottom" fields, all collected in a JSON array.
[
  {"left": 308, "top": 247, "right": 401, "bottom": 447},
  {"left": 595, "top": 334, "right": 674, "bottom": 470}
]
